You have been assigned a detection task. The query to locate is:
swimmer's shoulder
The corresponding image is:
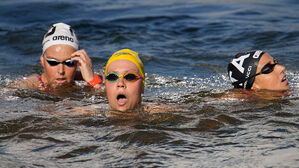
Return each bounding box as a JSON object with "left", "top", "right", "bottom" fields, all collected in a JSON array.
[
  {"left": 74, "top": 71, "right": 103, "bottom": 90},
  {"left": 11, "top": 75, "right": 41, "bottom": 89},
  {"left": 218, "top": 89, "right": 287, "bottom": 101}
]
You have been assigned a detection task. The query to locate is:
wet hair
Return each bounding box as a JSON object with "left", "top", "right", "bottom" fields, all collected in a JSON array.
[{"left": 227, "top": 50, "right": 265, "bottom": 89}]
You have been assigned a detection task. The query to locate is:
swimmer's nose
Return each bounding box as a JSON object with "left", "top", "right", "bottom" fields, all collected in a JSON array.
[
  {"left": 117, "top": 77, "right": 126, "bottom": 88},
  {"left": 57, "top": 63, "right": 65, "bottom": 75}
]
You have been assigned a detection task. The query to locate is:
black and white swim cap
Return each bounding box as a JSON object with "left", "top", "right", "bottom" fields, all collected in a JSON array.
[
  {"left": 42, "top": 23, "right": 79, "bottom": 53},
  {"left": 227, "top": 50, "right": 265, "bottom": 89}
]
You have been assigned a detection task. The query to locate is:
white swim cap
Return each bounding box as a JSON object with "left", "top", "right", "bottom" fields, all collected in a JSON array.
[{"left": 42, "top": 22, "right": 79, "bottom": 53}]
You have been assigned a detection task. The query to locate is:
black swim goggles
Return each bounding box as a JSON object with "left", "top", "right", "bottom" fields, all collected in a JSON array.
[
  {"left": 233, "top": 59, "right": 279, "bottom": 86},
  {"left": 105, "top": 72, "right": 143, "bottom": 83},
  {"left": 44, "top": 54, "right": 77, "bottom": 67}
]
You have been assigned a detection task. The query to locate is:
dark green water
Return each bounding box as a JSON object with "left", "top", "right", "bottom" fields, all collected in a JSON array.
[{"left": 0, "top": 0, "right": 299, "bottom": 167}]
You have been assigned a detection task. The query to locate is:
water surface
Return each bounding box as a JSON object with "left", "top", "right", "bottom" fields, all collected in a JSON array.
[{"left": 0, "top": 0, "right": 299, "bottom": 167}]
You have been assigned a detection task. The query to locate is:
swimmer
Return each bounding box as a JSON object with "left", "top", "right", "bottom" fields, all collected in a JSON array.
[
  {"left": 104, "top": 49, "right": 145, "bottom": 112},
  {"left": 227, "top": 50, "right": 289, "bottom": 91},
  {"left": 104, "top": 49, "right": 182, "bottom": 113},
  {"left": 13, "top": 22, "right": 102, "bottom": 90},
  {"left": 69, "top": 49, "right": 183, "bottom": 115}
]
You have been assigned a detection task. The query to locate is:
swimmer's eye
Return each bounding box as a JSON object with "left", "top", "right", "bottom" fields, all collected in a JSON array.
[
  {"left": 64, "top": 60, "right": 77, "bottom": 67},
  {"left": 124, "top": 73, "right": 139, "bottom": 81},
  {"left": 105, "top": 73, "right": 119, "bottom": 82},
  {"left": 260, "top": 59, "right": 278, "bottom": 74},
  {"left": 44, "top": 54, "right": 77, "bottom": 67},
  {"left": 105, "top": 72, "right": 143, "bottom": 83}
]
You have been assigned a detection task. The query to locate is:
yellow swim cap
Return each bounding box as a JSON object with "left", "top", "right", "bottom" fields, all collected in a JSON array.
[{"left": 105, "top": 49, "right": 145, "bottom": 85}]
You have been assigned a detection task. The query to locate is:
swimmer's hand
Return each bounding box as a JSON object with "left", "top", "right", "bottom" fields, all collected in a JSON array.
[{"left": 71, "top": 50, "right": 102, "bottom": 89}]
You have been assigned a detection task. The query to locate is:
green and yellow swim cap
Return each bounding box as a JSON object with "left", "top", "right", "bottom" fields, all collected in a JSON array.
[{"left": 105, "top": 49, "right": 145, "bottom": 85}]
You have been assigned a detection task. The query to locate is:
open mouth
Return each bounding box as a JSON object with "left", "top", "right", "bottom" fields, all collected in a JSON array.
[
  {"left": 117, "top": 94, "right": 127, "bottom": 106},
  {"left": 281, "top": 76, "right": 287, "bottom": 82}
]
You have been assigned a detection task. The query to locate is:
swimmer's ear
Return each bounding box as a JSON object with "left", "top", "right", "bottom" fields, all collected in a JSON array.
[{"left": 40, "top": 55, "right": 45, "bottom": 67}]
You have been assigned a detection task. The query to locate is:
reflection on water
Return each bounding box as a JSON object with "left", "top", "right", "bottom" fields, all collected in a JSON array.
[{"left": 1, "top": 0, "right": 299, "bottom": 167}]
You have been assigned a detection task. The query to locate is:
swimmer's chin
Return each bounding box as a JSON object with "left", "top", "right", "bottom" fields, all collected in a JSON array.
[
  {"left": 110, "top": 104, "right": 142, "bottom": 112},
  {"left": 113, "top": 105, "right": 132, "bottom": 112}
]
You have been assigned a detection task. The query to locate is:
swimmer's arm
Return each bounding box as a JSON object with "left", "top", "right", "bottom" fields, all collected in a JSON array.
[
  {"left": 71, "top": 50, "right": 103, "bottom": 90},
  {"left": 74, "top": 71, "right": 103, "bottom": 89}
]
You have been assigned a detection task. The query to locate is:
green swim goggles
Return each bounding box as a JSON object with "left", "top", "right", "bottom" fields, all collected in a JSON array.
[{"left": 105, "top": 72, "right": 143, "bottom": 83}]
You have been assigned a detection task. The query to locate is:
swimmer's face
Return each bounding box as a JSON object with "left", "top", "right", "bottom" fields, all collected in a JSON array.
[
  {"left": 105, "top": 59, "right": 144, "bottom": 112},
  {"left": 252, "top": 53, "right": 289, "bottom": 91},
  {"left": 40, "top": 44, "right": 77, "bottom": 88}
]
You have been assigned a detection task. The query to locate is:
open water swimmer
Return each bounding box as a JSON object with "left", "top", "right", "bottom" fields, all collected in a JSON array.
[{"left": 12, "top": 22, "right": 102, "bottom": 91}]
